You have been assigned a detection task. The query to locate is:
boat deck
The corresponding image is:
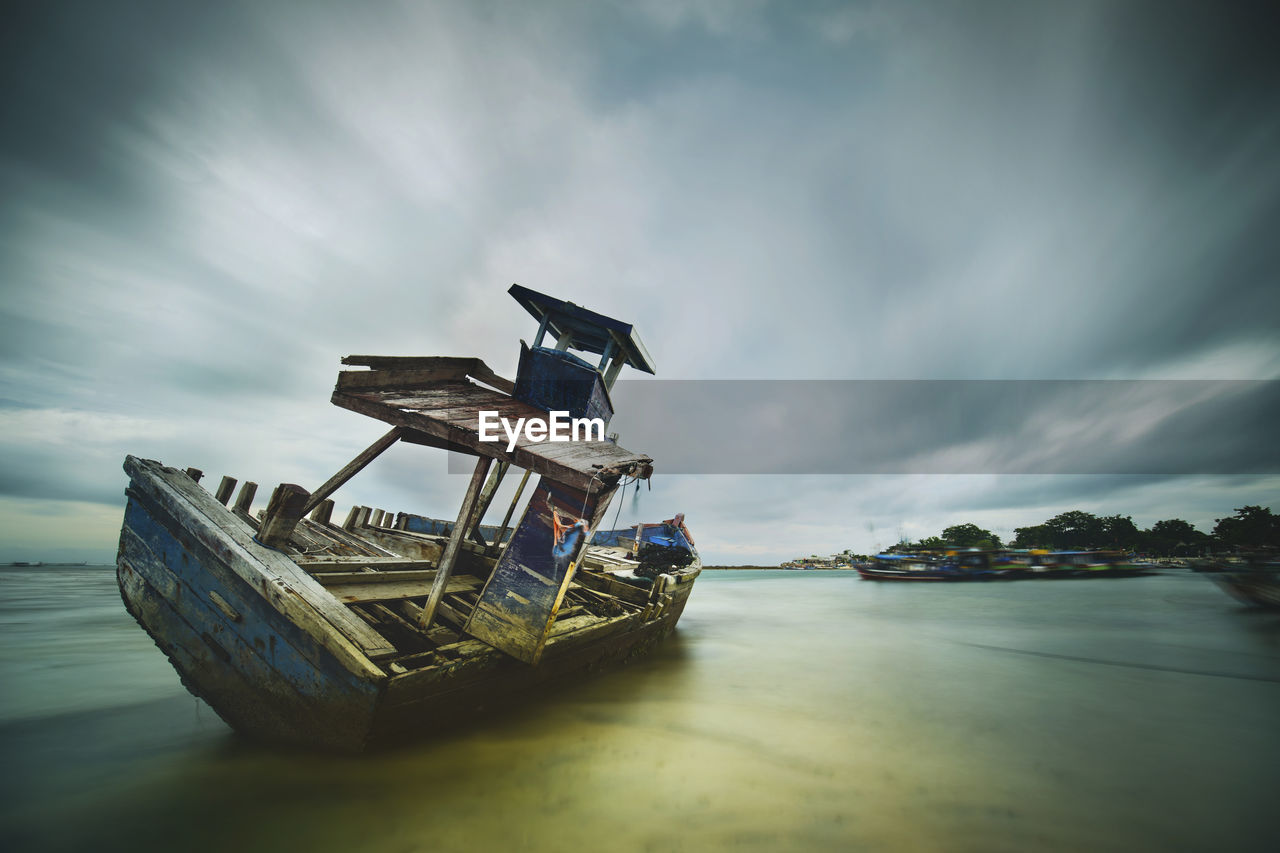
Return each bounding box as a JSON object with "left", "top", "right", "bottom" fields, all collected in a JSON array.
[{"left": 330, "top": 357, "right": 652, "bottom": 492}]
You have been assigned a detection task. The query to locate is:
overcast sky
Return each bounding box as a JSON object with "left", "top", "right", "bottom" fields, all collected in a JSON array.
[{"left": 2, "top": 0, "right": 1277, "bottom": 563}]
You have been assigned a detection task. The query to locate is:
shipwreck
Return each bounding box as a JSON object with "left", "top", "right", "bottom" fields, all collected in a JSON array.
[{"left": 116, "top": 285, "right": 700, "bottom": 751}]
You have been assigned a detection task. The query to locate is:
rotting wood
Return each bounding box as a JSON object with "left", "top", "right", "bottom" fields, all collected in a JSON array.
[
  {"left": 371, "top": 509, "right": 385, "bottom": 528},
  {"left": 426, "top": 625, "right": 459, "bottom": 646},
  {"left": 342, "top": 506, "right": 361, "bottom": 531},
  {"left": 123, "top": 456, "right": 393, "bottom": 669},
  {"left": 493, "top": 467, "right": 531, "bottom": 552},
  {"left": 337, "top": 367, "right": 474, "bottom": 391},
  {"left": 465, "top": 476, "right": 617, "bottom": 664},
  {"left": 118, "top": 539, "right": 377, "bottom": 749},
  {"left": 356, "top": 527, "right": 453, "bottom": 563},
  {"left": 293, "top": 517, "right": 391, "bottom": 559},
  {"left": 258, "top": 483, "right": 311, "bottom": 549},
  {"left": 331, "top": 385, "right": 650, "bottom": 493},
  {"left": 298, "top": 557, "right": 434, "bottom": 571},
  {"left": 185, "top": 467, "right": 203, "bottom": 483},
  {"left": 310, "top": 499, "right": 335, "bottom": 525},
  {"left": 208, "top": 589, "right": 242, "bottom": 622},
  {"left": 468, "top": 460, "right": 510, "bottom": 546},
  {"left": 233, "top": 481, "right": 257, "bottom": 515},
  {"left": 314, "top": 569, "right": 440, "bottom": 586},
  {"left": 420, "top": 456, "right": 492, "bottom": 631},
  {"left": 301, "top": 427, "right": 403, "bottom": 517},
  {"left": 327, "top": 573, "right": 478, "bottom": 601},
  {"left": 367, "top": 604, "right": 427, "bottom": 637},
  {"left": 433, "top": 599, "right": 471, "bottom": 632},
  {"left": 215, "top": 476, "right": 236, "bottom": 505},
  {"left": 340, "top": 356, "right": 515, "bottom": 395},
  {"left": 575, "top": 570, "right": 650, "bottom": 607}
]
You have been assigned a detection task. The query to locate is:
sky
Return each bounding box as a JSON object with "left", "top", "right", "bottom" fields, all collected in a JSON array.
[{"left": 2, "top": 0, "right": 1277, "bottom": 564}]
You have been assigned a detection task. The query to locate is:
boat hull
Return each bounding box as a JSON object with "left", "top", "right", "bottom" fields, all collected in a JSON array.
[
  {"left": 118, "top": 486, "right": 384, "bottom": 751},
  {"left": 117, "top": 459, "right": 698, "bottom": 752}
]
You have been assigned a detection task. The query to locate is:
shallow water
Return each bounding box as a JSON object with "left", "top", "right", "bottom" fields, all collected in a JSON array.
[{"left": 2, "top": 566, "right": 1278, "bottom": 852}]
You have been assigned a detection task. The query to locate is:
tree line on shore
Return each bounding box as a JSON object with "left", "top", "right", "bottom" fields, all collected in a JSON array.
[{"left": 886, "top": 506, "right": 1278, "bottom": 557}]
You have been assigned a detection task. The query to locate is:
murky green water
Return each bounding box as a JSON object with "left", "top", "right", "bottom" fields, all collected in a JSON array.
[{"left": 2, "top": 566, "right": 1278, "bottom": 852}]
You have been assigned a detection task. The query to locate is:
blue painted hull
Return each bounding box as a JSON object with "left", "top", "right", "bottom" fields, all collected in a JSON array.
[{"left": 118, "top": 477, "right": 384, "bottom": 750}]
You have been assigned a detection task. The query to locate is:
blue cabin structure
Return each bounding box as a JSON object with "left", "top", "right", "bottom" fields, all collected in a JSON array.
[{"left": 509, "top": 284, "right": 656, "bottom": 428}]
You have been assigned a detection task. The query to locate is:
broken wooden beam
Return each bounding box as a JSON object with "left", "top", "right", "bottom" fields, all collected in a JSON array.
[
  {"left": 301, "top": 427, "right": 402, "bottom": 517},
  {"left": 468, "top": 460, "right": 510, "bottom": 546},
  {"left": 419, "top": 456, "right": 492, "bottom": 631},
  {"left": 493, "top": 467, "right": 531, "bottom": 552}
]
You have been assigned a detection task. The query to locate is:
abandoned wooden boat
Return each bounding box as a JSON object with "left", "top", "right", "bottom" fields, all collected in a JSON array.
[{"left": 116, "top": 285, "right": 701, "bottom": 751}]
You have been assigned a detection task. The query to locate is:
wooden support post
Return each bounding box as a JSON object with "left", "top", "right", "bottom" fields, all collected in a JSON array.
[
  {"left": 342, "top": 506, "right": 361, "bottom": 531},
  {"left": 468, "top": 461, "right": 510, "bottom": 545},
  {"left": 371, "top": 509, "right": 385, "bottom": 528},
  {"left": 214, "top": 476, "right": 237, "bottom": 505},
  {"left": 603, "top": 359, "right": 624, "bottom": 390},
  {"left": 553, "top": 328, "right": 574, "bottom": 350},
  {"left": 258, "top": 484, "right": 311, "bottom": 549},
  {"left": 532, "top": 313, "right": 551, "bottom": 348},
  {"left": 301, "top": 427, "right": 402, "bottom": 516},
  {"left": 597, "top": 335, "right": 618, "bottom": 370},
  {"left": 185, "top": 467, "right": 203, "bottom": 483},
  {"left": 492, "top": 467, "right": 532, "bottom": 550},
  {"left": 233, "top": 481, "right": 257, "bottom": 514},
  {"left": 419, "top": 456, "right": 492, "bottom": 631},
  {"left": 310, "top": 499, "right": 335, "bottom": 524}
]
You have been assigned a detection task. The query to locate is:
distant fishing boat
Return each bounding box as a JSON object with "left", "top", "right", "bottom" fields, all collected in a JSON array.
[
  {"left": 1046, "top": 551, "right": 1146, "bottom": 577},
  {"left": 116, "top": 285, "right": 701, "bottom": 751},
  {"left": 856, "top": 551, "right": 1008, "bottom": 581},
  {"left": 1194, "top": 553, "right": 1280, "bottom": 609},
  {"left": 858, "top": 549, "right": 1150, "bottom": 581}
]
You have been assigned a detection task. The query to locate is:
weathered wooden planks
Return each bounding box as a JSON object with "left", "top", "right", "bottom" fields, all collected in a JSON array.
[
  {"left": 331, "top": 379, "right": 651, "bottom": 493},
  {"left": 300, "top": 557, "right": 434, "bottom": 572},
  {"left": 340, "top": 355, "right": 516, "bottom": 395},
  {"left": 123, "top": 456, "right": 395, "bottom": 667},
  {"left": 464, "top": 476, "right": 618, "bottom": 664},
  {"left": 327, "top": 576, "right": 477, "bottom": 605},
  {"left": 314, "top": 569, "right": 440, "bottom": 585}
]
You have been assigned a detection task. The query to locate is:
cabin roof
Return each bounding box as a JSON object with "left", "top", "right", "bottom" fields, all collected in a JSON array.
[{"left": 508, "top": 284, "right": 656, "bottom": 375}]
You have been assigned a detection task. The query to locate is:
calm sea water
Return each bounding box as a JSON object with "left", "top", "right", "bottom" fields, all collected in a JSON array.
[{"left": 2, "top": 566, "right": 1278, "bottom": 852}]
